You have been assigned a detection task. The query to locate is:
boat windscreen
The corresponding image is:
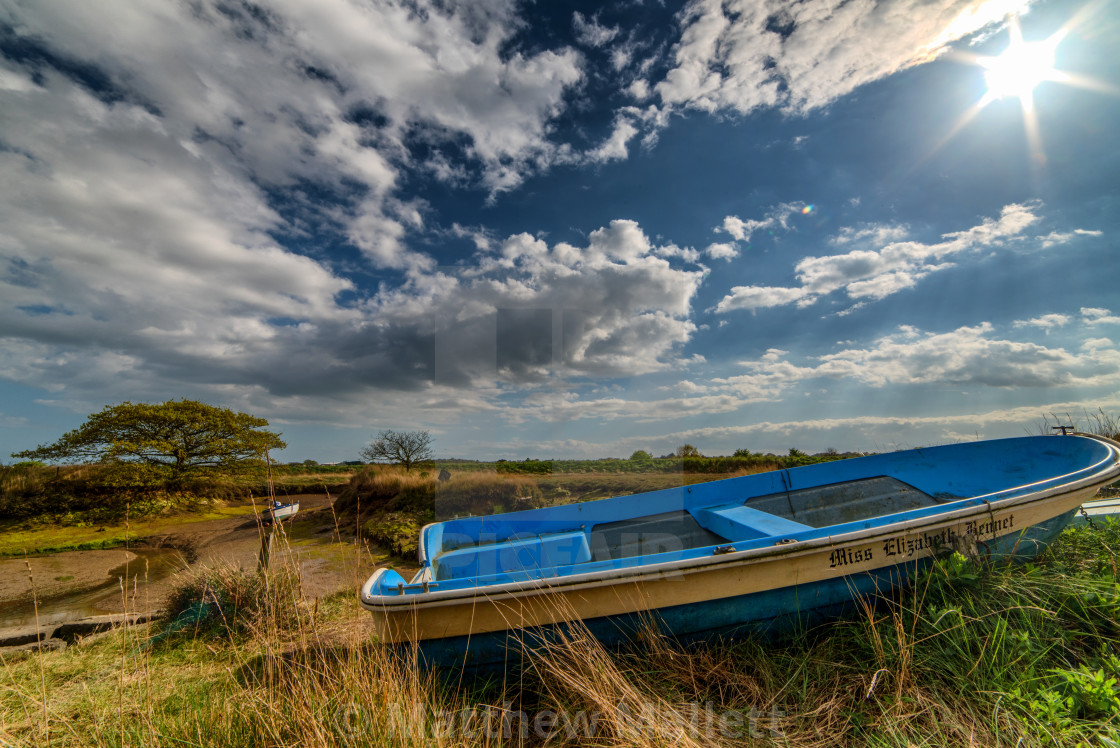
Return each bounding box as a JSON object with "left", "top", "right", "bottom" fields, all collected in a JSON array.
[
  {"left": 744, "top": 476, "right": 945, "bottom": 528},
  {"left": 588, "top": 510, "right": 729, "bottom": 562}
]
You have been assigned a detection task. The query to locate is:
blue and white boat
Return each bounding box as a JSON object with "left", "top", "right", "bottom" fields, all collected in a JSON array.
[
  {"left": 359, "top": 434, "right": 1120, "bottom": 668},
  {"left": 264, "top": 499, "right": 299, "bottom": 523}
]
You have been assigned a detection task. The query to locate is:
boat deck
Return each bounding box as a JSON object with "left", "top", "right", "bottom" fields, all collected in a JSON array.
[{"left": 427, "top": 476, "right": 948, "bottom": 585}]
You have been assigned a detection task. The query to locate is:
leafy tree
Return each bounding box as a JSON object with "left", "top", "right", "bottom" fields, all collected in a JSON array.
[
  {"left": 12, "top": 400, "right": 285, "bottom": 480},
  {"left": 786, "top": 447, "right": 813, "bottom": 467},
  {"left": 360, "top": 429, "right": 434, "bottom": 472},
  {"left": 675, "top": 444, "right": 702, "bottom": 458},
  {"left": 629, "top": 449, "right": 653, "bottom": 461}
]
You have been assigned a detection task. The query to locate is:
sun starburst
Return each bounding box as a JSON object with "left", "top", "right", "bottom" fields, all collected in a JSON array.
[
  {"left": 976, "top": 18, "right": 1067, "bottom": 113},
  {"left": 921, "top": 14, "right": 1088, "bottom": 170}
]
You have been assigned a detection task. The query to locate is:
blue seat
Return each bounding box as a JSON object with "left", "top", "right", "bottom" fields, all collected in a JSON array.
[{"left": 692, "top": 504, "right": 812, "bottom": 541}]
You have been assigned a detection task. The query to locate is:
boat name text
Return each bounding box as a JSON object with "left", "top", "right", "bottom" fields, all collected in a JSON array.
[{"left": 829, "top": 514, "right": 1015, "bottom": 568}]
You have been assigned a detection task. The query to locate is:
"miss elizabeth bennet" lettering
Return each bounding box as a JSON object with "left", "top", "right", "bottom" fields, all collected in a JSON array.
[{"left": 828, "top": 514, "right": 1015, "bottom": 569}]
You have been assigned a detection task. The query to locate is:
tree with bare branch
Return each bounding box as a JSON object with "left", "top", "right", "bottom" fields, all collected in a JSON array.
[{"left": 360, "top": 429, "right": 434, "bottom": 472}]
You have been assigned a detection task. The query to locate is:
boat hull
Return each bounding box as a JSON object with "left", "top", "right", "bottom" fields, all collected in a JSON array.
[
  {"left": 265, "top": 502, "right": 299, "bottom": 523},
  {"left": 360, "top": 435, "right": 1120, "bottom": 669}
]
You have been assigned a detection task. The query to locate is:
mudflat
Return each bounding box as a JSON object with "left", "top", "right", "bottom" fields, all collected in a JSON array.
[
  {"left": 0, "top": 549, "right": 141, "bottom": 603},
  {"left": 0, "top": 493, "right": 384, "bottom": 628}
]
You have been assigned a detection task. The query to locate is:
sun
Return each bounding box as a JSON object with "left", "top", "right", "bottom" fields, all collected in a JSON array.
[
  {"left": 976, "top": 18, "right": 1066, "bottom": 112},
  {"left": 921, "top": 9, "right": 1117, "bottom": 171}
]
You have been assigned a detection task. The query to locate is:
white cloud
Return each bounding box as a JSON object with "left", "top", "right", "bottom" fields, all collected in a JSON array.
[
  {"left": 654, "top": 244, "right": 702, "bottom": 263},
  {"left": 1014, "top": 314, "right": 1071, "bottom": 332},
  {"left": 4, "top": 0, "right": 722, "bottom": 421},
  {"left": 717, "top": 202, "right": 805, "bottom": 241},
  {"left": 458, "top": 390, "right": 1120, "bottom": 459},
  {"left": 713, "top": 202, "right": 1041, "bottom": 312},
  {"left": 705, "top": 242, "right": 740, "bottom": 261},
  {"left": 415, "top": 222, "right": 705, "bottom": 384},
  {"left": 586, "top": 116, "right": 640, "bottom": 163},
  {"left": 1035, "top": 228, "right": 1099, "bottom": 249},
  {"left": 0, "top": 75, "right": 356, "bottom": 335},
  {"left": 449, "top": 223, "right": 496, "bottom": 252},
  {"left": 628, "top": 78, "right": 651, "bottom": 100},
  {"left": 0, "top": 0, "right": 587, "bottom": 277},
  {"left": 1039, "top": 231, "right": 1074, "bottom": 248},
  {"left": 830, "top": 223, "right": 910, "bottom": 246},
  {"left": 720, "top": 217, "right": 767, "bottom": 242},
  {"left": 498, "top": 389, "right": 746, "bottom": 425},
  {"left": 0, "top": 412, "right": 29, "bottom": 429},
  {"left": 1082, "top": 308, "right": 1120, "bottom": 326},
  {"left": 4, "top": 214, "right": 705, "bottom": 412},
  {"left": 573, "top": 12, "right": 620, "bottom": 47},
  {"left": 727, "top": 322, "right": 1120, "bottom": 390},
  {"left": 653, "top": 0, "right": 1032, "bottom": 116},
  {"left": 488, "top": 316, "right": 1120, "bottom": 435},
  {"left": 1082, "top": 337, "right": 1113, "bottom": 352},
  {"left": 714, "top": 285, "right": 809, "bottom": 313},
  {"left": 631, "top": 395, "right": 1120, "bottom": 454}
]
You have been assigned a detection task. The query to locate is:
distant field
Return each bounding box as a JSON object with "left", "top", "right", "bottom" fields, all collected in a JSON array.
[
  {"left": 533, "top": 470, "right": 760, "bottom": 504},
  {"left": 0, "top": 451, "right": 854, "bottom": 524},
  {"left": 261, "top": 451, "right": 856, "bottom": 501}
]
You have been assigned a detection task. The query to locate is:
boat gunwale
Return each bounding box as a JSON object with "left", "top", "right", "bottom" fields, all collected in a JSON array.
[{"left": 359, "top": 435, "right": 1120, "bottom": 610}]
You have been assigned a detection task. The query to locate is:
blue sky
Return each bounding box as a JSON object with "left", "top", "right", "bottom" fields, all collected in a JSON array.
[{"left": 1, "top": 0, "right": 1118, "bottom": 462}]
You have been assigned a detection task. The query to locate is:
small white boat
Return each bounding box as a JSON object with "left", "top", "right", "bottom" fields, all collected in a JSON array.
[
  {"left": 264, "top": 500, "right": 299, "bottom": 523},
  {"left": 1072, "top": 496, "right": 1120, "bottom": 525},
  {"left": 359, "top": 434, "right": 1120, "bottom": 668}
]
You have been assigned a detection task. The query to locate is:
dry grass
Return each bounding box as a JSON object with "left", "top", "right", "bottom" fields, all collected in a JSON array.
[
  {"left": 1036, "top": 407, "right": 1120, "bottom": 441},
  {"left": 3, "top": 524, "right": 1118, "bottom": 747},
  {"left": 435, "top": 471, "right": 544, "bottom": 515},
  {"left": 4, "top": 493, "right": 1120, "bottom": 747}
]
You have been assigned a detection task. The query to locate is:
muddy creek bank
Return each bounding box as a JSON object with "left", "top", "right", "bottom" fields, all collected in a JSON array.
[{"left": 0, "top": 494, "right": 383, "bottom": 632}]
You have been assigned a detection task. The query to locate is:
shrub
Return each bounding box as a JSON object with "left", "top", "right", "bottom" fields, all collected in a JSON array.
[
  {"left": 338, "top": 466, "right": 543, "bottom": 518},
  {"left": 162, "top": 561, "right": 305, "bottom": 639},
  {"left": 362, "top": 512, "right": 425, "bottom": 558},
  {"left": 435, "top": 472, "right": 543, "bottom": 516},
  {"left": 335, "top": 466, "right": 543, "bottom": 559},
  {"left": 334, "top": 466, "right": 435, "bottom": 515}
]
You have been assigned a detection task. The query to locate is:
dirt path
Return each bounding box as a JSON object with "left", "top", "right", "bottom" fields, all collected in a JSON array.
[{"left": 138, "top": 493, "right": 340, "bottom": 562}]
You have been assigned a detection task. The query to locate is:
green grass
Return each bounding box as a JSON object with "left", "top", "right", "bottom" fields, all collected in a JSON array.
[
  {"left": 3, "top": 519, "right": 1118, "bottom": 747},
  {"left": 450, "top": 450, "right": 855, "bottom": 477},
  {"left": 0, "top": 504, "right": 261, "bottom": 558}
]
